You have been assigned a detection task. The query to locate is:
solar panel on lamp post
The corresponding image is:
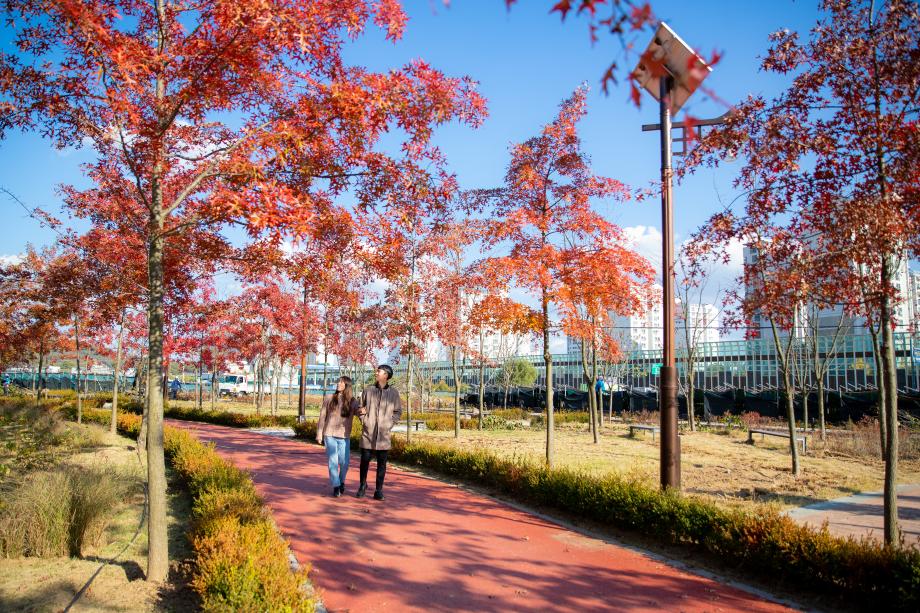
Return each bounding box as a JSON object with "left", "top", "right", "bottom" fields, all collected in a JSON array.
[{"left": 631, "top": 22, "right": 713, "bottom": 491}]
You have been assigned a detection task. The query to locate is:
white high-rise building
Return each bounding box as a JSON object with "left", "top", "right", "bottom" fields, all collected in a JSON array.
[
  {"left": 676, "top": 302, "right": 720, "bottom": 347},
  {"left": 608, "top": 286, "right": 664, "bottom": 352},
  {"left": 743, "top": 245, "right": 916, "bottom": 337},
  {"left": 908, "top": 268, "right": 920, "bottom": 334}
]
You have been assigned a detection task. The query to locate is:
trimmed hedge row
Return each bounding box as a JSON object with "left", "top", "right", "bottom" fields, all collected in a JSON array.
[
  {"left": 117, "top": 402, "right": 298, "bottom": 429},
  {"left": 113, "top": 401, "right": 920, "bottom": 610},
  {"left": 76, "top": 407, "right": 314, "bottom": 612},
  {"left": 291, "top": 417, "right": 919, "bottom": 612}
]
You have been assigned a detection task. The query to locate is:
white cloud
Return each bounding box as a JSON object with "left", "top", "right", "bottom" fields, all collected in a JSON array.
[
  {"left": 620, "top": 225, "right": 745, "bottom": 310},
  {"left": 53, "top": 136, "right": 94, "bottom": 157},
  {"left": 622, "top": 225, "right": 663, "bottom": 274},
  {"left": 0, "top": 254, "right": 23, "bottom": 267}
]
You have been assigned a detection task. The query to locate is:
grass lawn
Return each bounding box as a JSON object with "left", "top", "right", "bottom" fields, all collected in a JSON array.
[
  {"left": 0, "top": 402, "right": 196, "bottom": 612},
  {"left": 410, "top": 421, "right": 920, "bottom": 511}
]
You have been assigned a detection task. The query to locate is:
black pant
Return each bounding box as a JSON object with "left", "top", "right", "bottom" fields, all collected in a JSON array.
[{"left": 359, "top": 448, "right": 389, "bottom": 491}]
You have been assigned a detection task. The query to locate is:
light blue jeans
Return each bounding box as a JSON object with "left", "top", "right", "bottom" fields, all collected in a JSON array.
[{"left": 324, "top": 435, "right": 350, "bottom": 488}]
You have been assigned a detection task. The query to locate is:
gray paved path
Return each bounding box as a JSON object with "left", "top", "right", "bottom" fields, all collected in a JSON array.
[{"left": 786, "top": 484, "right": 920, "bottom": 546}]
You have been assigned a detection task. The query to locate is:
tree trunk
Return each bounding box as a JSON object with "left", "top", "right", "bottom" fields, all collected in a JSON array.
[
  {"left": 687, "top": 354, "right": 696, "bottom": 432},
  {"left": 687, "top": 380, "right": 696, "bottom": 432},
  {"left": 579, "top": 332, "right": 597, "bottom": 443},
  {"left": 478, "top": 328, "right": 485, "bottom": 430},
  {"left": 542, "top": 291, "right": 554, "bottom": 468},
  {"left": 322, "top": 348, "right": 329, "bottom": 404},
  {"left": 814, "top": 332, "right": 826, "bottom": 441},
  {"left": 817, "top": 378, "right": 826, "bottom": 442},
  {"left": 782, "top": 368, "right": 801, "bottom": 477},
  {"left": 137, "top": 349, "right": 148, "bottom": 452},
  {"left": 406, "top": 348, "right": 414, "bottom": 445},
  {"left": 451, "top": 347, "right": 460, "bottom": 438},
  {"left": 801, "top": 386, "right": 810, "bottom": 433},
  {"left": 256, "top": 356, "right": 264, "bottom": 413},
  {"left": 591, "top": 335, "right": 600, "bottom": 441},
  {"left": 74, "top": 316, "right": 82, "bottom": 424},
  {"left": 112, "top": 313, "right": 125, "bottom": 434},
  {"left": 770, "top": 318, "right": 800, "bottom": 477},
  {"left": 870, "top": 19, "right": 899, "bottom": 545},
  {"left": 35, "top": 338, "right": 45, "bottom": 406},
  {"left": 162, "top": 358, "right": 169, "bottom": 408},
  {"left": 144, "top": 12, "right": 169, "bottom": 576},
  {"left": 880, "top": 255, "right": 900, "bottom": 545},
  {"left": 211, "top": 347, "right": 218, "bottom": 411},
  {"left": 869, "top": 323, "right": 887, "bottom": 459},
  {"left": 197, "top": 335, "right": 203, "bottom": 411},
  {"left": 145, "top": 205, "right": 168, "bottom": 582}
]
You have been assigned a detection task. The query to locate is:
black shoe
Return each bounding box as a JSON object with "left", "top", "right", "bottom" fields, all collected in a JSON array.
[
  {"left": 339, "top": 485, "right": 347, "bottom": 496},
  {"left": 333, "top": 486, "right": 342, "bottom": 497},
  {"left": 373, "top": 489, "right": 385, "bottom": 501},
  {"left": 356, "top": 484, "right": 367, "bottom": 498}
]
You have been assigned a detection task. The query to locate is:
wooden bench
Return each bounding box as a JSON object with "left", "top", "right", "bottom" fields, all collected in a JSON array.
[
  {"left": 407, "top": 419, "right": 425, "bottom": 431},
  {"left": 629, "top": 424, "right": 660, "bottom": 441},
  {"left": 747, "top": 429, "right": 807, "bottom": 454}
]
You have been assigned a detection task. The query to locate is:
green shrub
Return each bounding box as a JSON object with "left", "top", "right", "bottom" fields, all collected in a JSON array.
[
  {"left": 164, "top": 405, "right": 297, "bottom": 429},
  {"left": 163, "top": 427, "right": 312, "bottom": 612},
  {"left": 194, "top": 487, "right": 266, "bottom": 536},
  {"left": 530, "top": 411, "right": 589, "bottom": 427},
  {"left": 381, "top": 438, "right": 919, "bottom": 611},
  {"left": 193, "top": 516, "right": 311, "bottom": 612},
  {"left": 412, "top": 412, "right": 476, "bottom": 431}
]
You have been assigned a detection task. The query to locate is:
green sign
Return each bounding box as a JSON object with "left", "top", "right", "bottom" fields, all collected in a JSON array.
[{"left": 650, "top": 363, "right": 662, "bottom": 376}]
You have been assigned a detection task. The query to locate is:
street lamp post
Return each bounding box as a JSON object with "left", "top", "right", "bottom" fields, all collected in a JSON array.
[
  {"left": 297, "top": 281, "right": 307, "bottom": 422},
  {"left": 632, "top": 22, "right": 713, "bottom": 491}
]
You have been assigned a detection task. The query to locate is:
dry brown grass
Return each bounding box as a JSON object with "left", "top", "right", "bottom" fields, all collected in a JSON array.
[
  {"left": 0, "top": 403, "right": 196, "bottom": 612},
  {"left": 411, "top": 421, "right": 920, "bottom": 511}
]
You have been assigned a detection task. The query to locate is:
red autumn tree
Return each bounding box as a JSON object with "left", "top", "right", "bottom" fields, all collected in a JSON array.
[
  {"left": 355, "top": 163, "right": 473, "bottom": 442},
  {"left": 558, "top": 240, "right": 654, "bottom": 443},
  {"left": 468, "top": 291, "right": 540, "bottom": 426},
  {"left": 0, "top": 0, "right": 486, "bottom": 578},
  {"left": 426, "top": 222, "right": 478, "bottom": 437},
  {"left": 472, "top": 86, "right": 630, "bottom": 467},
  {"left": 683, "top": 0, "right": 919, "bottom": 544}
]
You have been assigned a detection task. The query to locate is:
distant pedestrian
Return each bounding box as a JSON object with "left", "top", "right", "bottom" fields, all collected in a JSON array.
[
  {"left": 169, "top": 377, "right": 181, "bottom": 400},
  {"left": 356, "top": 364, "right": 402, "bottom": 501},
  {"left": 2, "top": 375, "right": 10, "bottom": 395},
  {"left": 316, "top": 376, "right": 359, "bottom": 497}
]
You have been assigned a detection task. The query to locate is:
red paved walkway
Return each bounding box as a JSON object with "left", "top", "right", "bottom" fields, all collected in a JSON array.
[{"left": 170, "top": 421, "right": 796, "bottom": 612}]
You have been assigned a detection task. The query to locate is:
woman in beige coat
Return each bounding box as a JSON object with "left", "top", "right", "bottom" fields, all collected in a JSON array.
[
  {"left": 316, "top": 376, "right": 360, "bottom": 497},
  {"left": 356, "top": 364, "right": 402, "bottom": 500}
]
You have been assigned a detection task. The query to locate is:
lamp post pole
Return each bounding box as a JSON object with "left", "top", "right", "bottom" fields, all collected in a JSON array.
[
  {"left": 658, "top": 75, "right": 680, "bottom": 490},
  {"left": 632, "top": 21, "right": 713, "bottom": 492},
  {"left": 298, "top": 281, "right": 307, "bottom": 422}
]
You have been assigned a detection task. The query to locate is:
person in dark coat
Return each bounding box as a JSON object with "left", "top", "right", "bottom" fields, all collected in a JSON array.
[{"left": 355, "top": 364, "right": 402, "bottom": 500}]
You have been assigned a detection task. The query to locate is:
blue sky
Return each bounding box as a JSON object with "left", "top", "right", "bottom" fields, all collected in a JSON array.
[
  {"left": 3, "top": 0, "right": 864, "bottom": 342},
  {"left": 0, "top": 1, "right": 821, "bottom": 259}
]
